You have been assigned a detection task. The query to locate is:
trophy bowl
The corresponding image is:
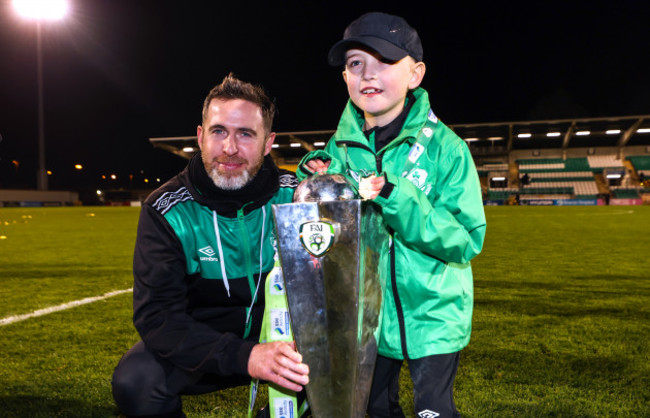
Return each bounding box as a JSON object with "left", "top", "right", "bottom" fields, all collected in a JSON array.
[{"left": 293, "top": 173, "right": 358, "bottom": 202}]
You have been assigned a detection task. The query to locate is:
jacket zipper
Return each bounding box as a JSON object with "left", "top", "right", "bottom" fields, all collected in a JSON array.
[
  {"left": 389, "top": 234, "right": 409, "bottom": 359},
  {"left": 340, "top": 136, "right": 410, "bottom": 357}
]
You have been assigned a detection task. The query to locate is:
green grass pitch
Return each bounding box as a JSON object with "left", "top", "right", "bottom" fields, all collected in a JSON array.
[{"left": 0, "top": 206, "right": 648, "bottom": 417}]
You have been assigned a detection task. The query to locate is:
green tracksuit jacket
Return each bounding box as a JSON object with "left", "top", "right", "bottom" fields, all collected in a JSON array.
[{"left": 298, "top": 88, "right": 487, "bottom": 359}]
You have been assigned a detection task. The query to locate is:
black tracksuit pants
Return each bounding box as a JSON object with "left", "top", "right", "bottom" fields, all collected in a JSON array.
[
  {"left": 111, "top": 340, "right": 250, "bottom": 418},
  {"left": 367, "top": 352, "right": 462, "bottom": 418}
]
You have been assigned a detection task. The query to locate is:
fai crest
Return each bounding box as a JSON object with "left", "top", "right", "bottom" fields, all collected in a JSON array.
[{"left": 299, "top": 221, "right": 336, "bottom": 257}]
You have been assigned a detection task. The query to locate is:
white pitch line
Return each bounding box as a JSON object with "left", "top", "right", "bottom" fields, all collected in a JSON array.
[{"left": 0, "top": 288, "right": 133, "bottom": 326}]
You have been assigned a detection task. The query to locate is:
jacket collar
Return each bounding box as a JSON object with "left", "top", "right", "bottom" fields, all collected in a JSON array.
[
  {"left": 364, "top": 91, "right": 416, "bottom": 151},
  {"left": 333, "top": 87, "right": 431, "bottom": 148},
  {"left": 182, "top": 152, "right": 280, "bottom": 217}
]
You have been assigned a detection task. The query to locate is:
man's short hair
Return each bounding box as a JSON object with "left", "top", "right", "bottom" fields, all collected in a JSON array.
[{"left": 202, "top": 73, "right": 276, "bottom": 134}]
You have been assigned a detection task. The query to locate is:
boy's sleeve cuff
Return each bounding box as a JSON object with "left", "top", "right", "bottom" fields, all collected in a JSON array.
[
  {"left": 374, "top": 172, "right": 395, "bottom": 205},
  {"left": 296, "top": 150, "right": 333, "bottom": 180}
]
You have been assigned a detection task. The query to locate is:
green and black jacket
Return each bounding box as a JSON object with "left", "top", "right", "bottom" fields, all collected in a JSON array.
[{"left": 132, "top": 153, "right": 297, "bottom": 376}]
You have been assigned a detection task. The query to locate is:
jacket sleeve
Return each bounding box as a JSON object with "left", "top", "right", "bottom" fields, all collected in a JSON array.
[
  {"left": 296, "top": 149, "right": 346, "bottom": 181},
  {"left": 132, "top": 204, "right": 256, "bottom": 375},
  {"left": 374, "top": 141, "right": 486, "bottom": 264}
]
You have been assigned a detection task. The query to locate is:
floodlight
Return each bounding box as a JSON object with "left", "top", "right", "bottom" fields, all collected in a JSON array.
[
  {"left": 547, "top": 132, "right": 561, "bottom": 137},
  {"left": 518, "top": 133, "right": 531, "bottom": 138},
  {"left": 272, "top": 144, "right": 280, "bottom": 148},
  {"left": 637, "top": 128, "right": 650, "bottom": 134},
  {"left": 13, "top": 0, "right": 68, "bottom": 20},
  {"left": 182, "top": 147, "right": 194, "bottom": 152},
  {"left": 14, "top": 0, "right": 69, "bottom": 190},
  {"left": 290, "top": 143, "right": 301, "bottom": 148},
  {"left": 314, "top": 142, "right": 326, "bottom": 147},
  {"left": 606, "top": 130, "right": 621, "bottom": 135},
  {"left": 575, "top": 131, "right": 590, "bottom": 136},
  {"left": 606, "top": 174, "right": 622, "bottom": 179},
  {"left": 464, "top": 137, "right": 479, "bottom": 142}
]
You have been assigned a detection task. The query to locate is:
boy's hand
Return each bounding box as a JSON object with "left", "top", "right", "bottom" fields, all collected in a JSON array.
[
  {"left": 248, "top": 341, "right": 310, "bottom": 392},
  {"left": 305, "top": 159, "right": 330, "bottom": 175},
  {"left": 359, "top": 174, "right": 385, "bottom": 200}
]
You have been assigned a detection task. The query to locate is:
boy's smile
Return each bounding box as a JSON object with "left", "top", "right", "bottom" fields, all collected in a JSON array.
[
  {"left": 343, "top": 48, "right": 425, "bottom": 129},
  {"left": 362, "top": 88, "right": 382, "bottom": 95}
]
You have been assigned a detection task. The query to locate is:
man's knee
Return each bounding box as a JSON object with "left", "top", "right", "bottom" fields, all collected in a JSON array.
[{"left": 112, "top": 346, "right": 181, "bottom": 416}]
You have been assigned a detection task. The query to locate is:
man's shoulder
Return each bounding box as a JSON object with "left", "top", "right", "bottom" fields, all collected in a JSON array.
[
  {"left": 145, "top": 176, "right": 195, "bottom": 215},
  {"left": 278, "top": 170, "right": 299, "bottom": 189}
]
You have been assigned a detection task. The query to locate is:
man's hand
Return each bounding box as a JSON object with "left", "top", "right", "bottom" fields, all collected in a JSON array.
[
  {"left": 305, "top": 159, "right": 330, "bottom": 175},
  {"left": 248, "top": 341, "right": 309, "bottom": 392}
]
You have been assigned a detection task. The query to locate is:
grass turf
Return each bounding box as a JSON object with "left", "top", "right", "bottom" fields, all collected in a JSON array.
[{"left": 0, "top": 205, "right": 648, "bottom": 417}]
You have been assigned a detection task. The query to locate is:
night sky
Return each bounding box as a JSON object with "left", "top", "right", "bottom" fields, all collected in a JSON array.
[{"left": 1, "top": 0, "right": 649, "bottom": 191}]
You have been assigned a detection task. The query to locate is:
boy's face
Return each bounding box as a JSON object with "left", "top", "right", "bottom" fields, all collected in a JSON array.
[{"left": 343, "top": 48, "right": 425, "bottom": 129}]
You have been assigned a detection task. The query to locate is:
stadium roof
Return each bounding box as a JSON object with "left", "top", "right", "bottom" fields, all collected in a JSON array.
[{"left": 150, "top": 115, "right": 650, "bottom": 164}]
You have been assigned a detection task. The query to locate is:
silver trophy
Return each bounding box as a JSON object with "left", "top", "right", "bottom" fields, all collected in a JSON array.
[{"left": 272, "top": 174, "right": 389, "bottom": 417}]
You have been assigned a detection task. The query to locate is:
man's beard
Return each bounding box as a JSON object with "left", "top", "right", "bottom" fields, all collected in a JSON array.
[{"left": 204, "top": 155, "right": 264, "bottom": 190}]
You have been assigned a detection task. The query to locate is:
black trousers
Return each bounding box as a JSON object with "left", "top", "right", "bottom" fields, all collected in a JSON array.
[
  {"left": 111, "top": 340, "right": 250, "bottom": 417},
  {"left": 367, "top": 352, "right": 462, "bottom": 418}
]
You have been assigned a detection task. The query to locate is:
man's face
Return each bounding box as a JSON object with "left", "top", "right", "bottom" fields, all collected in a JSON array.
[
  {"left": 197, "top": 98, "right": 275, "bottom": 190},
  {"left": 343, "top": 48, "right": 422, "bottom": 129}
]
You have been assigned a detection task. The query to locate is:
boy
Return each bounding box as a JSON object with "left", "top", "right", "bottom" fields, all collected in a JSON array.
[{"left": 297, "top": 12, "right": 487, "bottom": 418}]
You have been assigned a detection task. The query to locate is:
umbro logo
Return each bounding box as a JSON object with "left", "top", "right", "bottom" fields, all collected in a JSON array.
[
  {"left": 418, "top": 410, "right": 440, "bottom": 418},
  {"left": 198, "top": 246, "right": 218, "bottom": 262},
  {"left": 199, "top": 246, "right": 215, "bottom": 256}
]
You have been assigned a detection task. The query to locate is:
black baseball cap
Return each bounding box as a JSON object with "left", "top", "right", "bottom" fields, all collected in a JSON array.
[{"left": 328, "top": 12, "right": 423, "bottom": 66}]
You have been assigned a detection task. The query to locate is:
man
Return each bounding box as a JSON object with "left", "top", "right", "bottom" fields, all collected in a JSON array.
[{"left": 112, "top": 74, "right": 309, "bottom": 418}]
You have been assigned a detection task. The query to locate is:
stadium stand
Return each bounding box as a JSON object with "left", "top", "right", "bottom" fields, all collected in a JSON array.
[
  {"left": 517, "top": 158, "right": 592, "bottom": 172},
  {"left": 610, "top": 187, "right": 641, "bottom": 199},
  {"left": 513, "top": 158, "right": 600, "bottom": 200},
  {"left": 138, "top": 114, "right": 649, "bottom": 207},
  {"left": 588, "top": 154, "right": 626, "bottom": 171},
  {"left": 521, "top": 181, "right": 598, "bottom": 197},
  {"left": 487, "top": 188, "right": 519, "bottom": 201},
  {"left": 476, "top": 161, "right": 509, "bottom": 176}
]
